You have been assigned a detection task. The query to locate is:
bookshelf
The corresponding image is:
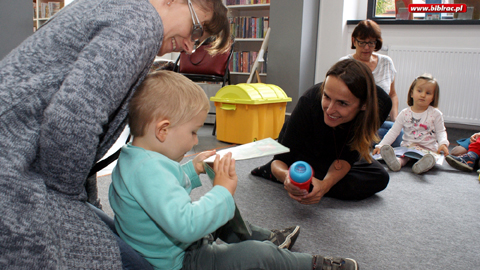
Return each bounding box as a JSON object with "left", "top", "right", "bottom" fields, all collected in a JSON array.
[
  {"left": 226, "top": 2, "right": 270, "bottom": 84},
  {"left": 33, "top": 0, "right": 64, "bottom": 32}
]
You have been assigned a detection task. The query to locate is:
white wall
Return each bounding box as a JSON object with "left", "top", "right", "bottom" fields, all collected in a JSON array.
[{"left": 315, "top": 0, "right": 349, "bottom": 82}]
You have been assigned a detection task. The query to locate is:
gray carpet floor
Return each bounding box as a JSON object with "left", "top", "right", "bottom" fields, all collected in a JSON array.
[{"left": 97, "top": 126, "right": 480, "bottom": 269}]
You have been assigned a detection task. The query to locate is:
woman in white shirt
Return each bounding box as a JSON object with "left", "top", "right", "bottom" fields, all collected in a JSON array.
[{"left": 340, "top": 19, "right": 402, "bottom": 147}]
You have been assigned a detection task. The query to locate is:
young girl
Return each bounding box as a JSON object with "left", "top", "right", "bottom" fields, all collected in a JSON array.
[{"left": 372, "top": 74, "right": 449, "bottom": 174}]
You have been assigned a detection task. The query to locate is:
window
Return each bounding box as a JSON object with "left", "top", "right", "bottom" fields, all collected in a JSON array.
[
  {"left": 367, "top": 0, "right": 478, "bottom": 21},
  {"left": 373, "top": 0, "right": 396, "bottom": 18}
]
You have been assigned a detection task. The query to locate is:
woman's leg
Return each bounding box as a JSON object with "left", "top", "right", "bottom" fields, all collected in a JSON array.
[
  {"left": 378, "top": 121, "right": 403, "bottom": 147},
  {"left": 325, "top": 158, "right": 390, "bottom": 200}
]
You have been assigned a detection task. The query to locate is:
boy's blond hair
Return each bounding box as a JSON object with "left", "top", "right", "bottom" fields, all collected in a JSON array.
[{"left": 128, "top": 70, "right": 210, "bottom": 137}]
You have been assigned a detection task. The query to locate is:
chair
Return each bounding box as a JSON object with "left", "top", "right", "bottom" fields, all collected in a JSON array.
[{"left": 174, "top": 39, "right": 235, "bottom": 135}]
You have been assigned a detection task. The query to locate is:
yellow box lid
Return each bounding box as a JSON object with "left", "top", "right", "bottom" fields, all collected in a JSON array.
[{"left": 210, "top": 83, "right": 292, "bottom": 105}]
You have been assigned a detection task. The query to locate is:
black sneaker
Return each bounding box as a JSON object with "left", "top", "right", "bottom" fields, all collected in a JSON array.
[
  {"left": 251, "top": 160, "right": 280, "bottom": 183},
  {"left": 268, "top": 225, "right": 300, "bottom": 250},
  {"left": 313, "top": 255, "right": 359, "bottom": 270}
]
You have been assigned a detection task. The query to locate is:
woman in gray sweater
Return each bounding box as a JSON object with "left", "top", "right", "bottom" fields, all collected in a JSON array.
[{"left": 0, "top": 0, "right": 229, "bottom": 268}]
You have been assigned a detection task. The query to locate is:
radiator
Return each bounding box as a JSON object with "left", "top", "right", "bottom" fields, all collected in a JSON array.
[{"left": 387, "top": 46, "right": 480, "bottom": 126}]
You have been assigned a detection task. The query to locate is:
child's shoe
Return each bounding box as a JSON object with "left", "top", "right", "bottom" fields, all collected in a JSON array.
[
  {"left": 445, "top": 152, "right": 478, "bottom": 172},
  {"left": 380, "top": 145, "right": 401, "bottom": 171},
  {"left": 412, "top": 154, "right": 436, "bottom": 174},
  {"left": 313, "top": 255, "right": 359, "bottom": 270},
  {"left": 268, "top": 225, "right": 300, "bottom": 250}
]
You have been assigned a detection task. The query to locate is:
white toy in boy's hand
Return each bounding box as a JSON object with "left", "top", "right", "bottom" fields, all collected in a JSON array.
[
  {"left": 204, "top": 138, "right": 289, "bottom": 163},
  {"left": 193, "top": 150, "right": 216, "bottom": 175},
  {"left": 195, "top": 150, "right": 237, "bottom": 196}
]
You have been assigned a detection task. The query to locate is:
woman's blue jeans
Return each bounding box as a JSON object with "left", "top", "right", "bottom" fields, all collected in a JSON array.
[{"left": 378, "top": 121, "right": 403, "bottom": 147}]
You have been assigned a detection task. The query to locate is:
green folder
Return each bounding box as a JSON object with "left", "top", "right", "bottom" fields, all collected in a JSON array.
[{"left": 203, "top": 162, "right": 252, "bottom": 237}]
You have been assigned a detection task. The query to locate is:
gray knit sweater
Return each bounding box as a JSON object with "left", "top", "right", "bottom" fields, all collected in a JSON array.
[{"left": 0, "top": 0, "right": 163, "bottom": 268}]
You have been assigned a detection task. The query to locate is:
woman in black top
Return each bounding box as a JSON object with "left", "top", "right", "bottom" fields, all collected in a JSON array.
[{"left": 252, "top": 59, "right": 390, "bottom": 203}]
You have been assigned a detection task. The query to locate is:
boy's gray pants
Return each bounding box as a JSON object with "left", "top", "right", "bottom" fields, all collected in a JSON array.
[{"left": 181, "top": 223, "right": 313, "bottom": 270}]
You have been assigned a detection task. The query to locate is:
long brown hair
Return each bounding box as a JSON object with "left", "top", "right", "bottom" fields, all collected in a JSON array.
[{"left": 321, "top": 59, "right": 380, "bottom": 162}]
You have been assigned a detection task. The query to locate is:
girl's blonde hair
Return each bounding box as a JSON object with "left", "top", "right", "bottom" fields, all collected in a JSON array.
[
  {"left": 407, "top": 74, "right": 440, "bottom": 107},
  {"left": 320, "top": 59, "right": 380, "bottom": 162},
  {"left": 128, "top": 70, "right": 210, "bottom": 137}
]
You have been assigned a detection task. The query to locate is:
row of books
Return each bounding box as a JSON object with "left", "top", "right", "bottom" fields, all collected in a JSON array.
[
  {"left": 226, "top": 0, "right": 270, "bottom": 5},
  {"left": 229, "top": 51, "right": 267, "bottom": 74},
  {"left": 33, "top": 2, "right": 62, "bottom": 19},
  {"left": 230, "top": 16, "right": 269, "bottom": 39}
]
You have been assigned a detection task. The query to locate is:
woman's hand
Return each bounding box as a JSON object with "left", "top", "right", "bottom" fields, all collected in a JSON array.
[
  {"left": 437, "top": 144, "right": 449, "bottom": 156},
  {"left": 192, "top": 150, "right": 216, "bottom": 175},
  {"left": 372, "top": 147, "right": 381, "bottom": 155},
  {"left": 213, "top": 152, "right": 237, "bottom": 196},
  {"left": 285, "top": 177, "right": 329, "bottom": 205},
  {"left": 283, "top": 175, "right": 308, "bottom": 198}
]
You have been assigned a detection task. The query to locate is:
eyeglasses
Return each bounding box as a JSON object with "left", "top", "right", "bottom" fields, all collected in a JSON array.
[
  {"left": 187, "top": 0, "right": 204, "bottom": 53},
  {"left": 355, "top": 39, "right": 377, "bottom": 48}
]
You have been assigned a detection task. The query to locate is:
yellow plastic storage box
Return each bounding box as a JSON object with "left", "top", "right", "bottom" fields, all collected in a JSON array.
[{"left": 211, "top": 83, "right": 291, "bottom": 144}]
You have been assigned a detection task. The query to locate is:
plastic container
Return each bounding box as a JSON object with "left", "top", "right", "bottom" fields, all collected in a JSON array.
[
  {"left": 288, "top": 161, "right": 313, "bottom": 192},
  {"left": 211, "top": 83, "right": 291, "bottom": 144}
]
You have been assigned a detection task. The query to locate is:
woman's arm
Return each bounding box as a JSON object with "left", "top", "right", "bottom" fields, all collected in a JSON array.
[
  {"left": 389, "top": 80, "right": 399, "bottom": 121},
  {"left": 38, "top": 16, "right": 162, "bottom": 193}
]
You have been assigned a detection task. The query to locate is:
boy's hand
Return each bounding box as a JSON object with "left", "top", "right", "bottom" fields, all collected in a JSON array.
[
  {"left": 193, "top": 150, "right": 216, "bottom": 175},
  {"left": 213, "top": 152, "right": 237, "bottom": 196},
  {"left": 471, "top": 133, "right": 480, "bottom": 144}
]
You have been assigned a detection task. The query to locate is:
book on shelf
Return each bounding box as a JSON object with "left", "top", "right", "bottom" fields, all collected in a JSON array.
[
  {"left": 38, "top": 1, "right": 62, "bottom": 18},
  {"left": 372, "top": 146, "right": 445, "bottom": 165},
  {"left": 229, "top": 16, "right": 269, "bottom": 39},
  {"left": 230, "top": 50, "right": 267, "bottom": 73},
  {"left": 48, "top": 2, "right": 61, "bottom": 17},
  {"left": 226, "top": 0, "right": 270, "bottom": 5}
]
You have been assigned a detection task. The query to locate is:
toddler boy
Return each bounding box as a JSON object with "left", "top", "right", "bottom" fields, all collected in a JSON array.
[{"left": 109, "top": 70, "right": 358, "bottom": 270}]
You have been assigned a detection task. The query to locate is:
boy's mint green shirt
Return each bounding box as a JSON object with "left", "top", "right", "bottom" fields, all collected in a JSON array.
[{"left": 109, "top": 143, "right": 235, "bottom": 270}]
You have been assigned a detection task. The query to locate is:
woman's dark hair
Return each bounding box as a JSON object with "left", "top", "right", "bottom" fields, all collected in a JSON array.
[
  {"left": 195, "top": 0, "right": 231, "bottom": 54},
  {"left": 351, "top": 19, "right": 383, "bottom": 52},
  {"left": 320, "top": 59, "right": 380, "bottom": 162}
]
